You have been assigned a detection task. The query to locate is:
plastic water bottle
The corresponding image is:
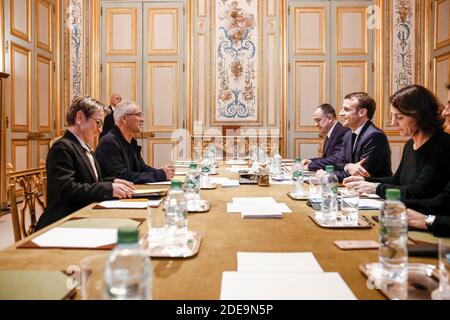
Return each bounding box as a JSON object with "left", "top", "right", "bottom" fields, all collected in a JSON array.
[
  {"left": 320, "top": 165, "right": 338, "bottom": 221},
  {"left": 164, "top": 181, "right": 188, "bottom": 256},
  {"left": 104, "top": 227, "right": 152, "bottom": 300},
  {"left": 379, "top": 188, "right": 408, "bottom": 299},
  {"left": 272, "top": 152, "right": 283, "bottom": 180},
  {"left": 209, "top": 144, "right": 217, "bottom": 173},
  {"left": 292, "top": 157, "right": 304, "bottom": 194},
  {"left": 250, "top": 144, "right": 258, "bottom": 161},
  {"left": 200, "top": 153, "right": 211, "bottom": 187},
  {"left": 185, "top": 163, "right": 200, "bottom": 204}
]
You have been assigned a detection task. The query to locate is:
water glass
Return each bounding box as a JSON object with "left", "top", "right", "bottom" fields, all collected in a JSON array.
[
  {"left": 308, "top": 176, "right": 322, "bottom": 197},
  {"left": 80, "top": 254, "right": 108, "bottom": 300},
  {"left": 438, "top": 239, "right": 450, "bottom": 300},
  {"left": 146, "top": 206, "right": 166, "bottom": 248},
  {"left": 340, "top": 192, "right": 359, "bottom": 225}
]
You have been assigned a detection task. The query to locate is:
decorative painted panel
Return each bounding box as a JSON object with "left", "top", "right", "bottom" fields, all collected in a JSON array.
[
  {"left": 37, "top": 0, "right": 52, "bottom": 53},
  {"left": 336, "top": 61, "right": 367, "bottom": 113},
  {"left": 214, "top": 0, "right": 258, "bottom": 122},
  {"left": 435, "top": 0, "right": 450, "bottom": 49},
  {"left": 106, "top": 62, "right": 136, "bottom": 102},
  {"left": 196, "top": 33, "right": 207, "bottom": 125},
  {"left": 295, "top": 61, "right": 326, "bottom": 131},
  {"left": 295, "top": 8, "right": 326, "bottom": 55},
  {"left": 67, "top": 0, "right": 84, "bottom": 102},
  {"left": 149, "top": 140, "right": 177, "bottom": 167},
  {"left": 266, "top": 33, "right": 277, "bottom": 127},
  {"left": 391, "top": 0, "right": 416, "bottom": 94},
  {"left": 10, "top": 0, "right": 31, "bottom": 42},
  {"left": 148, "top": 8, "right": 179, "bottom": 55},
  {"left": 107, "top": 8, "right": 137, "bottom": 55},
  {"left": 37, "top": 55, "right": 52, "bottom": 131},
  {"left": 147, "top": 62, "right": 178, "bottom": 131},
  {"left": 337, "top": 7, "right": 367, "bottom": 55},
  {"left": 10, "top": 42, "right": 31, "bottom": 131}
]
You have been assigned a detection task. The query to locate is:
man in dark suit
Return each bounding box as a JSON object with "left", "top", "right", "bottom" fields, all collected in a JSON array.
[
  {"left": 36, "top": 97, "right": 133, "bottom": 230},
  {"left": 301, "top": 104, "right": 350, "bottom": 171},
  {"left": 100, "top": 93, "right": 122, "bottom": 139},
  {"left": 333, "top": 92, "right": 392, "bottom": 182},
  {"left": 96, "top": 100, "right": 175, "bottom": 183}
]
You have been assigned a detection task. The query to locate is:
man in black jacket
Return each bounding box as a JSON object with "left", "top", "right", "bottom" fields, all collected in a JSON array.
[
  {"left": 301, "top": 104, "right": 349, "bottom": 171},
  {"left": 96, "top": 101, "right": 175, "bottom": 183},
  {"left": 333, "top": 92, "right": 392, "bottom": 182},
  {"left": 100, "top": 93, "right": 122, "bottom": 139}
]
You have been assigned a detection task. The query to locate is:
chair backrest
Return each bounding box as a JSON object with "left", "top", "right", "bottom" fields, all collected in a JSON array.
[{"left": 6, "top": 160, "right": 47, "bottom": 242}]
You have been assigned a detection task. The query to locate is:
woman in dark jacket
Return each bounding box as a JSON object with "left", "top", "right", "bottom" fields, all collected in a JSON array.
[{"left": 36, "top": 97, "right": 134, "bottom": 230}]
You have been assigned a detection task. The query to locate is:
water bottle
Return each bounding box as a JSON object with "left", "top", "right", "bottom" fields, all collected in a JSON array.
[
  {"left": 379, "top": 188, "right": 408, "bottom": 299},
  {"left": 272, "top": 152, "right": 283, "bottom": 180},
  {"left": 185, "top": 163, "right": 200, "bottom": 205},
  {"left": 209, "top": 144, "right": 217, "bottom": 173},
  {"left": 200, "top": 153, "right": 211, "bottom": 187},
  {"left": 320, "top": 165, "right": 338, "bottom": 221},
  {"left": 104, "top": 227, "right": 152, "bottom": 300},
  {"left": 164, "top": 181, "right": 188, "bottom": 256},
  {"left": 292, "top": 157, "right": 304, "bottom": 194},
  {"left": 250, "top": 144, "right": 258, "bottom": 161},
  {"left": 257, "top": 148, "right": 266, "bottom": 165}
]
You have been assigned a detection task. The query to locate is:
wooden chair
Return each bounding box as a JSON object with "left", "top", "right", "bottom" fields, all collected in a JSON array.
[{"left": 6, "top": 160, "right": 47, "bottom": 242}]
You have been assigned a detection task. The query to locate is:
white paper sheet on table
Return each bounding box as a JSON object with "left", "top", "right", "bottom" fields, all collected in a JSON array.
[
  {"left": 146, "top": 181, "right": 172, "bottom": 185},
  {"left": 98, "top": 199, "right": 161, "bottom": 209},
  {"left": 237, "top": 252, "right": 323, "bottom": 273},
  {"left": 227, "top": 199, "right": 291, "bottom": 214},
  {"left": 232, "top": 197, "right": 277, "bottom": 205},
  {"left": 241, "top": 209, "right": 283, "bottom": 219},
  {"left": 359, "top": 199, "right": 382, "bottom": 209},
  {"left": 220, "top": 180, "right": 240, "bottom": 187},
  {"left": 175, "top": 171, "right": 188, "bottom": 176},
  {"left": 32, "top": 227, "right": 117, "bottom": 248},
  {"left": 220, "top": 272, "right": 357, "bottom": 300},
  {"left": 270, "top": 180, "right": 293, "bottom": 185}
]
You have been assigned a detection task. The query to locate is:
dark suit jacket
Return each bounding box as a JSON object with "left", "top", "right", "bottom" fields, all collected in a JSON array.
[
  {"left": 308, "top": 122, "right": 350, "bottom": 171},
  {"left": 36, "top": 130, "right": 113, "bottom": 230},
  {"left": 100, "top": 106, "right": 115, "bottom": 139},
  {"left": 95, "top": 126, "right": 167, "bottom": 183},
  {"left": 334, "top": 121, "right": 392, "bottom": 181}
]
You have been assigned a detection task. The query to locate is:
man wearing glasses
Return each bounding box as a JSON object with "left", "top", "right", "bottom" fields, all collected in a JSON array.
[{"left": 95, "top": 100, "right": 175, "bottom": 183}]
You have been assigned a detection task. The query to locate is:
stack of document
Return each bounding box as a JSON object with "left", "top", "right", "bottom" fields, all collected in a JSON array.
[
  {"left": 227, "top": 197, "right": 292, "bottom": 219},
  {"left": 220, "top": 252, "right": 357, "bottom": 300},
  {"left": 210, "top": 177, "right": 240, "bottom": 188}
]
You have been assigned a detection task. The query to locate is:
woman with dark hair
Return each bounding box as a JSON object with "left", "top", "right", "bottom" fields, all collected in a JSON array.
[
  {"left": 36, "top": 97, "right": 134, "bottom": 230},
  {"left": 344, "top": 85, "right": 450, "bottom": 201}
]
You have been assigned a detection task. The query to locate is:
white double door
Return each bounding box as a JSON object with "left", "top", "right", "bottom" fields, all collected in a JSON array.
[{"left": 100, "top": 1, "right": 186, "bottom": 167}]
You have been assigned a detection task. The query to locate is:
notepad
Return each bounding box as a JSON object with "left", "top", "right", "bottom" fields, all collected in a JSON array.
[
  {"left": 237, "top": 252, "right": 324, "bottom": 273},
  {"left": 59, "top": 218, "right": 141, "bottom": 229},
  {"left": 146, "top": 181, "right": 172, "bottom": 185},
  {"left": 220, "top": 272, "right": 357, "bottom": 300},
  {"left": 31, "top": 227, "right": 117, "bottom": 248},
  {"left": 358, "top": 199, "right": 382, "bottom": 209},
  {"left": 227, "top": 197, "right": 292, "bottom": 215},
  {"left": 97, "top": 199, "right": 162, "bottom": 209},
  {"left": 241, "top": 209, "right": 282, "bottom": 219},
  {"left": 225, "top": 160, "right": 247, "bottom": 165},
  {"left": 133, "top": 188, "right": 167, "bottom": 195},
  {"left": 0, "top": 270, "right": 76, "bottom": 300}
]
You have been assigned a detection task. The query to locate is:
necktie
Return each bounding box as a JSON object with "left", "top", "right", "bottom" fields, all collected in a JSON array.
[
  {"left": 351, "top": 133, "right": 357, "bottom": 150},
  {"left": 323, "top": 136, "right": 329, "bottom": 154}
]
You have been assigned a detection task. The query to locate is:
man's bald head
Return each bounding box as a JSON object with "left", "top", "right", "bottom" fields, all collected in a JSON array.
[{"left": 110, "top": 93, "right": 122, "bottom": 107}]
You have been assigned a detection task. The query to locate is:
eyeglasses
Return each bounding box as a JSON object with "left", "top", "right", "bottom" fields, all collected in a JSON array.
[
  {"left": 90, "top": 117, "right": 104, "bottom": 128},
  {"left": 124, "top": 112, "right": 143, "bottom": 118}
]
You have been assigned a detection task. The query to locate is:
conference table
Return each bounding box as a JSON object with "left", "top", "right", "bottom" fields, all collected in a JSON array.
[{"left": 0, "top": 164, "right": 437, "bottom": 300}]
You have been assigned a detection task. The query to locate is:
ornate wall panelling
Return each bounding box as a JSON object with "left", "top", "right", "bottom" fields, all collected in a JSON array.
[
  {"left": 287, "top": 1, "right": 374, "bottom": 158},
  {"left": 331, "top": 1, "right": 373, "bottom": 115},
  {"left": 1, "top": 0, "right": 59, "bottom": 207},
  {"left": 294, "top": 138, "right": 322, "bottom": 160},
  {"left": 143, "top": 2, "right": 185, "bottom": 165},
  {"left": 191, "top": 0, "right": 284, "bottom": 156},
  {"left": 427, "top": 0, "right": 450, "bottom": 105}
]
